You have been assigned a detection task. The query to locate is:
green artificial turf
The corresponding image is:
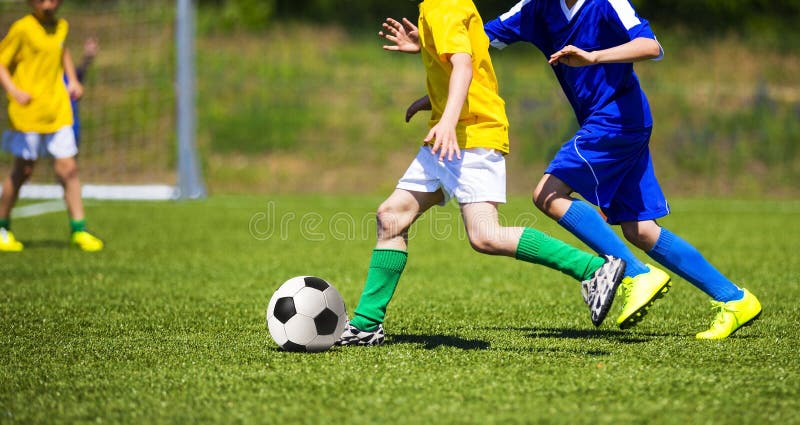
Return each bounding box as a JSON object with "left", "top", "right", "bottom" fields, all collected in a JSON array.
[{"left": 1, "top": 195, "right": 798, "bottom": 424}]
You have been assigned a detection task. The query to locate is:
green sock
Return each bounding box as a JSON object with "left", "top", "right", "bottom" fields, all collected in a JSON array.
[
  {"left": 70, "top": 219, "right": 87, "bottom": 233},
  {"left": 515, "top": 228, "right": 604, "bottom": 281},
  {"left": 350, "top": 249, "right": 408, "bottom": 331},
  {"left": 0, "top": 218, "right": 9, "bottom": 230}
]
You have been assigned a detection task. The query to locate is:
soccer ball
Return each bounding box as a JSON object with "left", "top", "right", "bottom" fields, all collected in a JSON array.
[{"left": 266, "top": 276, "right": 348, "bottom": 352}]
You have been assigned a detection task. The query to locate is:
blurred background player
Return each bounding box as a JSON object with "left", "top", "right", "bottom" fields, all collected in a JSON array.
[
  {"left": 0, "top": 0, "right": 103, "bottom": 252},
  {"left": 337, "top": 1, "right": 626, "bottom": 347},
  {"left": 68, "top": 35, "right": 98, "bottom": 146}
]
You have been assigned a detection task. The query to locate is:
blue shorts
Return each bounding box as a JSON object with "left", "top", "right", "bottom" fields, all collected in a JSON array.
[{"left": 545, "top": 126, "right": 670, "bottom": 225}]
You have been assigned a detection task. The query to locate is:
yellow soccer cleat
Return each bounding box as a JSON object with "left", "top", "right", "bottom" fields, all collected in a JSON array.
[
  {"left": 71, "top": 230, "right": 104, "bottom": 252},
  {"left": 616, "top": 264, "right": 672, "bottom": 329},
  {"left": 696, "top": 289, "right": 761, "bottom": 340},
  {"left": 0, "top": 228, "right": 23, "bottom": 252}
]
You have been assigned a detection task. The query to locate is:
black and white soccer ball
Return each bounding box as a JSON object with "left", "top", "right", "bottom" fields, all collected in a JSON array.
[{"left": 266, "top": 276, "right": 348, "bottom": 352}]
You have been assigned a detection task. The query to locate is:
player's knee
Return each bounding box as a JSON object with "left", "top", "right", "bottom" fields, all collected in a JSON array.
[
  {"left": 531, "top": 195, "right": 547, "bottom": 213},
  {"left": 55, "top": 162, "right": 79, "bottom": 181},
  {"left": 375, "top": 204, "right": 409, "bottom": 239},
  {"left": 19, "top": 165, "right": 34, "bottom": 180},
  {"left": 11, "top": 163, "right": 34, "bottom": 183},
  {"left": 468, "top": 234, "right": 500, "bottom": 255},
  {"left": 621, "top": 223, "right": 659, "bottom": 251},
  {"left": 531, "top": 187, "right": 552, "bottom": 214},
  {"left": 621, "top": 225, "right": 639, "bottom": 243}
]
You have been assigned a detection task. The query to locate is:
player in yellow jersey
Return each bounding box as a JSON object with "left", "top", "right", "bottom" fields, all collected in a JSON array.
[
  {"left": 337, "top": 0, "right": 627, "bottom": 346},
  {"left": 0, "top": 0, "right": 103, "bottom": 252}
]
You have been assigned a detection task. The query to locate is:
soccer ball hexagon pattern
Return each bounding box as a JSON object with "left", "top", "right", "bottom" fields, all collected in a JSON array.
[{"left": 266, "top": 276, "right": 348, "bottom": 352}]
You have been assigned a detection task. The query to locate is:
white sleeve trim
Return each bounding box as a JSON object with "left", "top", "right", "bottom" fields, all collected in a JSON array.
[
  {"left": 652, "top": 37, "right": 664, "bottom": 61},
  {"left": 607, "top": 0, "right": 640, "bottom": 30},
  {"left": 500, "top": 0, "right": 533, "bottom": 22}
]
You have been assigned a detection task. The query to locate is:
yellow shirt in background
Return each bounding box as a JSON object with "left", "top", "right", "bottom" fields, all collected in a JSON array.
[
  {"left": 0, "top": 15, "right": 73, "bottom": 133},
  {"left": 418, "top": 0, "right": 509, "bottom": 154}
]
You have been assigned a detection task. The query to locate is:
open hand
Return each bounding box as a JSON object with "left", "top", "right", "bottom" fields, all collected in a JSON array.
[
  {"left": 548, "top": 45, "right": 597, "bottom": 67},
  {"left": 379, "top": 17, "right": 420, "bottom": 53},
  {"left": 426, "top": 123, "right": 461, "bottom": 162}
]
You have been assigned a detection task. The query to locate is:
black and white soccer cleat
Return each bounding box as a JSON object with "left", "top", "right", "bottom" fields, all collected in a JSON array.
[
  {"left": 582, "top": 255, "right": 626, "bottom": 327},
  {"left": 336, "top": 321, "right": 385, "bottom": 346}
]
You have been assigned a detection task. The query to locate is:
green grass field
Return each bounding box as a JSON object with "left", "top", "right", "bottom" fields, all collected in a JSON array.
[{"left": 1, "top": 195, "right": 799, "bottom": 424}]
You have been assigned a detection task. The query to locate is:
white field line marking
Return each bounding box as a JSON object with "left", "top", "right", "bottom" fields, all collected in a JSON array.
[{"left": 14, "top": 200, "right": 66, "bottom": 218}]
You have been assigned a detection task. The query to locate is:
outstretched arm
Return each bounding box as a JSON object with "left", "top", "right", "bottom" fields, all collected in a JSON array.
[
  {"left": 75, "top": 36, "right": 98, "bottom": 82},
  {"left": 63, "top": 48, "right": 83, "bottom": 100},
  {"left": 379, "top": 17, "right": 420, "bottom": 53},
  {"left": 549, "top": 37, "right": 662, "bottom": 67},
  {"left": 426, "top": 53, "right": 471, "bottom": 161}
]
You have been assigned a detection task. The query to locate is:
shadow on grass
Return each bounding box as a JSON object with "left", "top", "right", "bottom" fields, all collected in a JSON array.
[
  {"left": 525, "top": 327, "right": 649, "bottom": 343},
  {"left": 484, "top": 326, "right": 679, "bottom": 342},
  {"left": 387, "top": 333, "right": 491, "bottom": 350},
  {"left": 19, "top": 239, "right": 70, "bottom": 249}
]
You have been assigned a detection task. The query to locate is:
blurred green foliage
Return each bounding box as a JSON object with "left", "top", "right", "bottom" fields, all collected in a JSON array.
[{"left": 191, "top": 0, "right": 799, "bottom": 34}]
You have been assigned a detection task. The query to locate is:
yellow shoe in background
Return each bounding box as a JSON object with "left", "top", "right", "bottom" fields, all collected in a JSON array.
[
  {"left": 71, "top": 230, "right": 104, "bottom": 252},
  {"left": 0, "top": 228, "right": 23, "bottom": 252},
  {"left": 616, "top": 264, "right": 672, "bottom": 329},
  {"left": 696, "top": 289, "right": 761, "bottom": 340}
]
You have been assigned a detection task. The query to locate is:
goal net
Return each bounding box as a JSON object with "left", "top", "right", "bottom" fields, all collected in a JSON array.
[{"left": 0, "top": 0, "right": 204, "bottom": 200}]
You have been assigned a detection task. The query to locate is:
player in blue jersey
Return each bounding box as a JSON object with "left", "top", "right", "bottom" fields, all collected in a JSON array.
[
  {"left": 403, "top": 0, "right": 761, "bottom": 339},
  {"left": 67, "top": 36, "right": 98, "bottom": 146},
  {"left": 483, "top": 0, "right": 762, "bottom": 339}
]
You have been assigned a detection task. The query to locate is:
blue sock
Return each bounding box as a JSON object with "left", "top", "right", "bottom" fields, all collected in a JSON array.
[
  {"left": 647, "top": 227, "right": 744, "bottom": 302},
  {"left": 557, "top": 200, "right": 649, "bottom": 277}
]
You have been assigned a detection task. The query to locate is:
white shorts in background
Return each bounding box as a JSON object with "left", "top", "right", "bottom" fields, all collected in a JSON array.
[
  {"left": 2, "top": 126, "right": 78, "bottom": 160},
  {"left": 397, "top": 146, "right": 507, "bottom": 205}
]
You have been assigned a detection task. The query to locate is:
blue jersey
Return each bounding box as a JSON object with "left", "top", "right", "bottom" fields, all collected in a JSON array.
[{"left": 485, "top": 0, "right": 662, "bottom": 131}]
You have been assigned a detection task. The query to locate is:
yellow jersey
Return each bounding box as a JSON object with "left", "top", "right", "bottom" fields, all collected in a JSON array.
[
  {"left": 418, "top": 0, "right": 509, "bottom": 154},
  {"left": 0, "top": 14, "right": 73, "bottom": 133}
]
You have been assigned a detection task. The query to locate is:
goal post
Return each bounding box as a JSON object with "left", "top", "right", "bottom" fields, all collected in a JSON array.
[
  {"left": 175, "top": 0, "right": 206, "bottom": 200},
  {"left": 0, "top": 0, "right": 205, "bottom": 200}
]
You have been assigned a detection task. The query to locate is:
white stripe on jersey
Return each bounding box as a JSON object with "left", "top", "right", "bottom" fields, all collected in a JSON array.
[
  {"left": 500, "top": 0, "right": 533, "bottom": 21},
  {"left": 608, "top": 0, "right": 641, "bottom": 30},
  {"left": 561, "top": 0, "right": 586, "bottom": 21}
]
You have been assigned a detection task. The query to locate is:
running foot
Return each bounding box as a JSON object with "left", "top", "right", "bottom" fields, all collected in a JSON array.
[
  {"left": 0, "top": 228, "right": 23, "bottom": 252},
  {"left": 616, "top": 264, "right": 671, "bottom": 329},
  {"left": 696, "top": 289, "right": 761, "bottom": 340},
  {"left": 336, "top": 321, "right": 385, "bottom": 346},
  {"left": 71, "top": 230, "right": 104, "bottom": 252},
  {"left": 581, "top": 255, "right": 626, "bottom": 326}
]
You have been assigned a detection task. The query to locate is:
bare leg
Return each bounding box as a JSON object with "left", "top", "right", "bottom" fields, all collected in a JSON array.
[
  {"left": 460, "top": 201, "right": 606, "bottom": 283},
  {"left": 375, "top": 189, "right": 444, "bottom": 250},
  {"left": 620, "top": 220, "right": 661, "bottom": 252},
  {"left": 533, "top": 173, "right": 652, "bottom": 277},
  {"left": 53, "top": 156, "right": 84, "bottom": 221},
  {"left": 345, "top": 188, "right": 444, "bottom": 334},
  {"left": 0, "top": 158, "right": 35, "bottom": 219},
  {"left": 459, "top": 201, "right": 523, "bottom": 256},
  {"left": 532, "top": 173, "right": 575, "bottom": 220}
]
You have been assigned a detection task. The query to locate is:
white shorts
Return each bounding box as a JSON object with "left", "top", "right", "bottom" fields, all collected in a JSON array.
[
  {"left": 2, "top": 126, "right": 78, "bottom": 160},
  {"left": 397, "top": 146, "right": 507, "bottom": 205}
]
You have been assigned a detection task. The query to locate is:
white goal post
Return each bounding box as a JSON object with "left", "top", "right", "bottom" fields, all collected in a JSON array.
[{"left": 0, "top": 0, "right": 205, "bottom": 200}]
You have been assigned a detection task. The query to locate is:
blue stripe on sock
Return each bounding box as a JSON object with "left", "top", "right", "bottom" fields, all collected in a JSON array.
[
  {"left": 557, "top": 200, "right": 649, "bottom": 277},
  {"left": 647, "top": 228, "right": 743, "bottom": 302}
]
